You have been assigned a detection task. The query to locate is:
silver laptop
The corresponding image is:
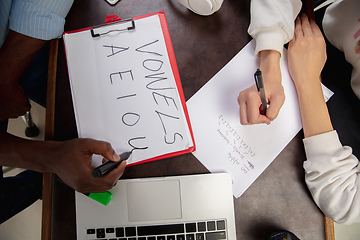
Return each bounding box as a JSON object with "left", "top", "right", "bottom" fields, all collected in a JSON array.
[{"left": 76, "top": 173, "right": 237, "bottom": 240}]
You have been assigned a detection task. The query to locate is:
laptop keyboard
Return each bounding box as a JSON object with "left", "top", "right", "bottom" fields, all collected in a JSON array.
[{"left": 86, "top": 219, "right": 227, "bottom": 240}]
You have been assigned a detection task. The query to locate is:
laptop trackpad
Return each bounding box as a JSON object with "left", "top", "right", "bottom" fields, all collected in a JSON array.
[{"left": 126, "top": 180, "right": 182, "bottom": 222}]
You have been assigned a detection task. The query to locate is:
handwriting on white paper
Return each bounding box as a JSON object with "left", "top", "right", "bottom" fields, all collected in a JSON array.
[
  {"left": 100, "top": 39, "right": 185, "bottom": 153},
  {"left": 217, "top": 115, "right": 255, "bottom": 174}
]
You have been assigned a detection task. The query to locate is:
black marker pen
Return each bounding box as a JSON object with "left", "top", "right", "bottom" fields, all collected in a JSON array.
[
  {"left": 91, "top": 151, "right": 132, "bottom": 178},
  {"left": 254, "top": 68, "right": 267, "bottom": 115}
]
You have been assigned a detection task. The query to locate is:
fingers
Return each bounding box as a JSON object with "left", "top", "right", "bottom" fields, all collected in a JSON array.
[
  {"left": 87, "top": 139, "right": 120, "bottom": 162},
  {"left": 300, "top": 14, "right": 312, "bottom": 36},
  {"left": 58, "top": 138, "right": 126, "bottom": 193},
  {"left": 293, "top": 16, "right": 303, "bottom": 40},
  {"left": 247, "top": 93, "right": 269, "bottom": 124},
  {"left": 239, "top": 94, "right": 248, "bottom": 124},
  {"left": 296, "top": 14, "right": 322, "bottom": 38},
  {"left": 238, "top": 85, "right": 272, "bottom": 125},
  {"left": 309, "top": 18, "right": 323, "bottom": 37},
  {"left": 87, "top": 160, "right": 126, "bottom": 193},
  {"left": 266, "top": 94, "right": 285, "bottom": 121},
  {"left": 294, "top": 14, "right": 311, "bottom": 40},
  {"left": 104, "top": 160, "right": 126, "bottom": 183},
  {"left": 73, "top": 160, "right": 126, "bottom": 193}
]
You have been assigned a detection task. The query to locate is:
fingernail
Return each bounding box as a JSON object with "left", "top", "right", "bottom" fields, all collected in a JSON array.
[{"left": 113, "top": 152, "right": 120, "bottom": 161}]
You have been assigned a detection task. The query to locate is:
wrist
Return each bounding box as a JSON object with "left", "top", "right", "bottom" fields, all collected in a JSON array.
[
  {"left": 294, "top": 76, "right": 322, "bottom": 94},
  {"left": 15, "top": 139, "right": 62, "bottom": 173},
  {"left": 295, "top": 79, "right": 325, "bottom": 108},
  {"left": 259, "top": 50, "right": 281, "bottom": 84}
]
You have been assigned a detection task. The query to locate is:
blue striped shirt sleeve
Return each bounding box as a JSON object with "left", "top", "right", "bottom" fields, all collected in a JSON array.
[
  {"left": 8, "top": 0, "right": 73, "bottom": 41},
  {"left": 0, "top": 0, "right": 13, "bottom": 46}
]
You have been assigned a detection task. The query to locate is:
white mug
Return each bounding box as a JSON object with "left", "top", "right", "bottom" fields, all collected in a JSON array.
[{"left": 176, "top": 0, "right": 224, "bottom": 16}]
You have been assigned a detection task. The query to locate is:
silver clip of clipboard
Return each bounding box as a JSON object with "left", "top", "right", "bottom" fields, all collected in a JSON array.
[{"left": 90, "top": 18, "right": 135, "bottom": 38}]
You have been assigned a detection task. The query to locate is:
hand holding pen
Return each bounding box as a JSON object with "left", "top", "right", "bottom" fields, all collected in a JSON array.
[
  {"left": 51, "top": 138, "right": 126, "bottom": 193},
  {"left": 56, "top": 149, "right": 130, "bottom": 206},
  {"left": 238, "top": 51, "right": 285, "bottom": 125},
  {"left": 92, "top": 151, "right": 132, "bottom": 178}
]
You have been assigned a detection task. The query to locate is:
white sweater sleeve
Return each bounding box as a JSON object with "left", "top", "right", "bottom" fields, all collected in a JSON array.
[
  {"left": 248, "top": 0, "right": 302, "bottom": 56},
  {"left": 303, "top": 130, "right": 360, "bottom": 224}
]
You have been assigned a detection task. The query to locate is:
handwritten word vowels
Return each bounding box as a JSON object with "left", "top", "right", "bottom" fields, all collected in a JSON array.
[
  {"left": 106, "top": 39, "right": 184, "bottom": 151},
  {"left": 138, "top": 40, "right": 184, "bottom": 145}
]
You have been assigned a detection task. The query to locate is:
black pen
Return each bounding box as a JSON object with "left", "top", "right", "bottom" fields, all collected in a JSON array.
[
  {"left": 254, "top": 68, "right": 267, "bottom": 115},
  {"left": 91, "top": 151, "right": 132, "bottom": 178}
]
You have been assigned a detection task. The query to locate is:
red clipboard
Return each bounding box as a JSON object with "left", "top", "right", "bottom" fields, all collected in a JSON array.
[{"left": 63, "top": 12, "right": 195, "bottom": 167}]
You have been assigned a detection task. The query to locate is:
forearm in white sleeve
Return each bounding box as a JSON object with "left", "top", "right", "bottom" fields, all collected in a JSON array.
[
  {"left": 248, "top": 0, "right": 302, "bottom": 56},
  {"left": 303, "top": 130, "right": 360, "bottom": 224}
]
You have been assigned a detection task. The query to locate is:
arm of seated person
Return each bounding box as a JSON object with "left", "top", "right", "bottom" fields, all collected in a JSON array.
[
  {"left": 288, "top": 15, "right": 331, "bottom": 137},
  {"left": 288, "top": 15, "right": 360, "bottom": 224},
  {"left": 0, "top": 130, "right": 126, "bottom": 193},
  {"left": 238, "top": 49, "right": 285, "bottom": 125},
  {"left": 0, "top": 30, "right": 47, "bottom": 120}
]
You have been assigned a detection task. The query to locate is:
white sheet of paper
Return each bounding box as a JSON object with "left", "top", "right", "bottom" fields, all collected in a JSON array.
[
  {"left": 63, "top": 14, "right": 193, "bottom": 166},
  {"left": 187, "top": 40, "right": 333, "bottom": 198}
]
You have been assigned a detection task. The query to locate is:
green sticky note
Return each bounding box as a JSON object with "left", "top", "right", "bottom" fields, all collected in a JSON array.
[{"left": 88, "top": 191, "right": 112, "bottom": 206}]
